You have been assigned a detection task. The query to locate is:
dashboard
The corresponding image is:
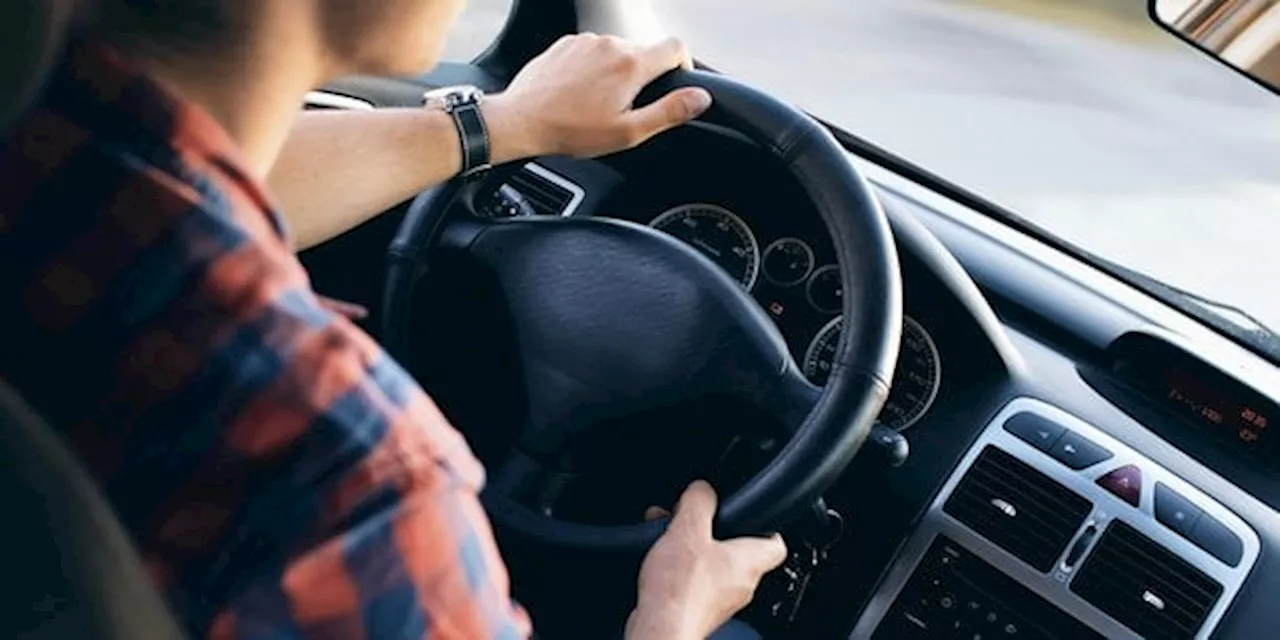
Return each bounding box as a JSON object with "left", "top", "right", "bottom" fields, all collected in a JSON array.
[
  {"left": 480, "top": 125, "right": 954, "bottom": 435},
  {"left": 298, "top": 84, "right": 1280, "bottom": 640}
]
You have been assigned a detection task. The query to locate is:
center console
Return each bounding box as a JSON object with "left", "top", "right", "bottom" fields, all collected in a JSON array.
[{"left": 851, "top": 398, "right": 1259, "bottom": 639}]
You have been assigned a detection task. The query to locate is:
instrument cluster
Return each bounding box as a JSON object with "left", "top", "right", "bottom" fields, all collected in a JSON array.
[{"left": 647, "top": 202, "right": 944, "bottom": 432}]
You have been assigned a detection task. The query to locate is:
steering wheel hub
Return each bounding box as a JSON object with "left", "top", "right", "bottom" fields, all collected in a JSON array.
[{"left": 455, "top": 216, "right": 795, "bottom": 455}]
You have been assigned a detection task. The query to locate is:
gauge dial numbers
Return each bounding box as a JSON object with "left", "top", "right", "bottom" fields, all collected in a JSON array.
[
  {"left": 761, "top": 237, "right": 815, "bottom": 287},
  {"left": 650, "top": 203, "right": 761, "bottom": 290},
  {"left": 802, "top": 315, "right": 942, "bottom": 432}
]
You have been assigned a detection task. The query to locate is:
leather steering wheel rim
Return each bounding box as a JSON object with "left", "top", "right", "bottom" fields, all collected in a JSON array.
[{"left": 383, "top": 69, "right": 902, "bottom": 553}]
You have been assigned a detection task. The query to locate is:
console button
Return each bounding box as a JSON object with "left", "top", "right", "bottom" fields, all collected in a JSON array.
[
  {"left": 1049, "top": 432, "right": 1113, "bottom": 470},
  {"left": 1154, "top": 483, "right": 1202, "bottom": 536},
  {"left": 1003, "top": 412, "right": 1065, "bottom": 452},
  {"left": 1097, "top": 465, "right": 1142, "bottom": 507},
  {"left": 1188, "top": 513, "right": 1244, "bottom": 567}
]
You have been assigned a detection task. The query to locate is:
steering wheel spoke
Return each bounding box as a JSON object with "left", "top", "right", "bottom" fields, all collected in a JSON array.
[
  {"left": 486, "top": 448, "right": 575, "bottom": 517},
  {"left": 757, "top": 365, "right": 823, "bottom": 434}
]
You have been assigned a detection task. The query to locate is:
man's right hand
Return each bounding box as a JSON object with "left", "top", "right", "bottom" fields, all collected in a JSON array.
[{"left": 625, "top": 481, "right": 788, "bottom": 640}]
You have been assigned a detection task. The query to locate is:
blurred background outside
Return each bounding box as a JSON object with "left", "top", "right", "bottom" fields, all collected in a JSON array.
[{"left": 443, "top": 0, "right": 1280, "bottom": 333}]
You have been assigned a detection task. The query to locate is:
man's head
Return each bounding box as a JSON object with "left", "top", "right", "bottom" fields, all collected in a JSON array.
[{"left": 83, "top": 0, "right": 469, "bottom": 80}]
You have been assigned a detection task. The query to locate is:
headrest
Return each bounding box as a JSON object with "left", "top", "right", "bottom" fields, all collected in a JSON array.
[{"left": 1, "top": 0, "right": 76, "bottom": 135}]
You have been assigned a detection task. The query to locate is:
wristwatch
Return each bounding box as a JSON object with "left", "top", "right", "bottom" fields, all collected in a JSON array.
[{"left": 423, "top": 85, "right": 491, "bottom": 179}]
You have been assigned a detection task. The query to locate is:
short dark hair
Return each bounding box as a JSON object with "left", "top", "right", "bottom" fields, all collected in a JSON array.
[{"left": 82, "top": 0, "right": 247, "bottom": 57}]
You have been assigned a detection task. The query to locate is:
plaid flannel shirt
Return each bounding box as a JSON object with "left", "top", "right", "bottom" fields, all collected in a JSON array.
[{"left": 0, "top": 39, "right": 530, "bottom": 640}]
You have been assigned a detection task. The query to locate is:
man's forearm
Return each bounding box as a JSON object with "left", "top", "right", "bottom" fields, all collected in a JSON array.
[{"left": 269, "top": 98, "right": 539, "bottom": 250}]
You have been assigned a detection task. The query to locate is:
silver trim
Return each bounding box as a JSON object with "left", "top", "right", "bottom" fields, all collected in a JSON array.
[
  {"left": 761, "top": 237, "right": 815, "bottom": 286},
  {"left": 521, "top": 163, "right": 586, "bottom": 218},
  {"left": 850, "top": 397, "right": 1260, "bottom": 640},
  {"left": 891, "top": 316, "right": 942, "bottom": 431},
  {"left": 302, "top": 91, "right": 375, "bottom": 111},
  {"left": 805, "top": 264, "right": 842, "bottom": 314},
  {"left": 802, "top": 315, "right": 941, "bottom": 431},
  {"left": 649, "top": 203, "right": 761, "bottom": 291},
  {"left": 802, "top": 315, "right": 844, "bottom": 385}
]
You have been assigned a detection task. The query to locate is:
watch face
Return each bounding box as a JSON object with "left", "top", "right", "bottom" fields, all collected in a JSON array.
[{"left": 423, "top": 85, "right": 484, "bottom": 110}]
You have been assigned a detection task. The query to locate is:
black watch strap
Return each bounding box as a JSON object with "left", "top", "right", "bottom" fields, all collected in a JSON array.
[{"left": 450, "top": 102, "right": 491, "bottom": 178}]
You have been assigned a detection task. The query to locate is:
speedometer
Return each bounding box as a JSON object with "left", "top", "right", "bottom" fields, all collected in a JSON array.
[
  {"left": 650, "top": 203, "right": 760, "bottom": 290},
  {"left": 802, "top": 315, "right": 942, "bottom": 431}
]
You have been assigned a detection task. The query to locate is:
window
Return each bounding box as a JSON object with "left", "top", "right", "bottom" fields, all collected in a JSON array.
[
  {"left": 442, "top": 0, "right": 513, "bottom": 62},
  {"left": 653, "top": 0, "right": 1280, "bottom": 344}
]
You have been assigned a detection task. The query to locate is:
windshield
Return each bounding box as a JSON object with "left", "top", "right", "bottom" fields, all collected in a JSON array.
[{"left": 648, "top": 0, "right": 1280, "bottom": 352}]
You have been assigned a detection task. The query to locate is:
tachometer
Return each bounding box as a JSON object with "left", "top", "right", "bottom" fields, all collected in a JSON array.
[
  {"left": 762, "top": 238, "right": 815, "bottom": 287},
  {"left": 650, "top": 203, "right": 760, "bottom": 290},
  {"left": 805, "top": 265, "right": 843, "bottom": 314},
  {"left": 802, "top": 315, "right": 942, "bottom": 431}
]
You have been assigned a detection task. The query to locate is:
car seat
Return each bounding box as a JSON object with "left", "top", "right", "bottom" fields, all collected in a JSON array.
[{"left": 1, "top": 1, "right": 187, "bottom": 637}]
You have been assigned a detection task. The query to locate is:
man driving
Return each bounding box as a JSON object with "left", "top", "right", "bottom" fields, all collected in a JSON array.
[{"left": 0, "top": 0, "right": 786, "bottom": 638}]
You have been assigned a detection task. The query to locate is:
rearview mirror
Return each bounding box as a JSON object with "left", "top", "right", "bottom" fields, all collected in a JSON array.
[{"left": 1151, "top": 0, "right": 1280, "bottom": 92}]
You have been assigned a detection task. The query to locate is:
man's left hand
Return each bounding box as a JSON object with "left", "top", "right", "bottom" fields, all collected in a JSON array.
[{"left": 484, "top": 34, "right": 713, "bottom": 161}]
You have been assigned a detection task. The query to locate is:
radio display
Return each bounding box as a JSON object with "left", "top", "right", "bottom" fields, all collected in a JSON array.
[
  {"left": 1161, "top": 366, "right": 1272, "bottom": 452},
  {"left": 1110, "top": 333, "right": 1280, "bottom": 465}
]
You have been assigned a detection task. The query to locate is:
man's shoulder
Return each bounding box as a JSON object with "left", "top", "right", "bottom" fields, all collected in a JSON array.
[{"left": 3, "top": 107, "right": 293, "bottom": 327}]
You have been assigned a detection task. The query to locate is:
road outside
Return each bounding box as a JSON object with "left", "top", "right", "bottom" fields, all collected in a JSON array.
[{"left": 444, "top": 0, "right": 1280, "bottom": 333}]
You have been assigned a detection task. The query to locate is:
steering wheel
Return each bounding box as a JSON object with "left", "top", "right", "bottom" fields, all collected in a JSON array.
[{"left": 382, "top": 70, "right": 902, "bottom": 553}]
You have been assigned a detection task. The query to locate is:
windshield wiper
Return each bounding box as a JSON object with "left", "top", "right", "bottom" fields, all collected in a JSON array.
[{"left": 1101, "top": 261, "right": 1280, "bottom": 362}]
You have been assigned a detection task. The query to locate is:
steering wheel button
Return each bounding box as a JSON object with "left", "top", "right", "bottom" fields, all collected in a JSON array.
[
  {"left": 1049, "top": 431, "right": 1113, "bottom": 470},
  {"left": 1097, "top": 465, "right": 1143, "bottom": 507},
  {"left": 1003, "top": 412, "right": 1065, "bottom": 452}
]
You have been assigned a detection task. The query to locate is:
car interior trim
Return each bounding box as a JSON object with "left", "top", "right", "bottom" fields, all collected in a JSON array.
[
  {"left": 524, "top": 162, "right": 587, "bottom": 218},
  {"left": 850, "top": 396, "right": 1260, "bottom": 639},
  {"left": 302, "top": 90, "right": 376, "bottom": 111}
]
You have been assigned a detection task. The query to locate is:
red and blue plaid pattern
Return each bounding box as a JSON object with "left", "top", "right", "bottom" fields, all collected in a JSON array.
[{"left": 0, "top": 39, "right": 530, "bottom": 640}]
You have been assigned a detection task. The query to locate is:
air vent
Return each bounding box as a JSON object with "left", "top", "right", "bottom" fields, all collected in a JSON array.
[
  {"left": 504, "top": 164, "right": 582, "bottom": 216},
  {"left": 1071, "top": 520, "right": 1222, "bottom": 640},
  {"left": 944, "top": 446, "right": 1092, "bottom": 572}
]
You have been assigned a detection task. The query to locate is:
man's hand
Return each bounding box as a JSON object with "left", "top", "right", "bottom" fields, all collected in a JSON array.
[
  {"left": 625, "top": 481, "right": 787, "bottom": 640},
  {"left": 485, "top": 34, "right": 713, "bottom": 160}
]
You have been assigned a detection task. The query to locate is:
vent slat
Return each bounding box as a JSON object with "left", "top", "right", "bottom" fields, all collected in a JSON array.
[
  {"left": 1082, "top": 554, "right": 1204, "bottom": 625},
  {"left": 965, "top": 472, "right": 1083, "bottom": 531},
  {"left": 944, "top": 446, "right": 1092, "bottom": 572},
  {"left": 1094, "top": 538, "right": 1221, "bottom": 602},
  {"left": 946, "top": 492, "right": 1066, "bottom": 551},
  {"left": 1071, "top": 521, "right": 1222, "bottom": 639},
  {"left": 506, "top": 169, "right": 574, "bottom": 216}
]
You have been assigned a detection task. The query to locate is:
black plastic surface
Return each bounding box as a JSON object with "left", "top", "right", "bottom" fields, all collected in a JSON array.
[
  {"left": 943, "top": 446, "right": 1092, "bottom": 572},
  {"left": 1003, "top": 412, "right": 1065, "bottom": 453},
  {"left": 1071, "top": 520, "right": 1222, "bottom": 639},
  {"left": 1081, "top": 332, "right": 1280, "bottom": 511},
  {"left": 1049, "top": 431, "right": 1113, "bottom": 470},
  {"left": 873, "top": 536, "right": 1104, "bottom": 639},
  {"left": 1155, "top": 482, "right": 1203, "bottom": 537},
  {"left": 1188, "top": 513, "right": 1245, "bottom": 568}
]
